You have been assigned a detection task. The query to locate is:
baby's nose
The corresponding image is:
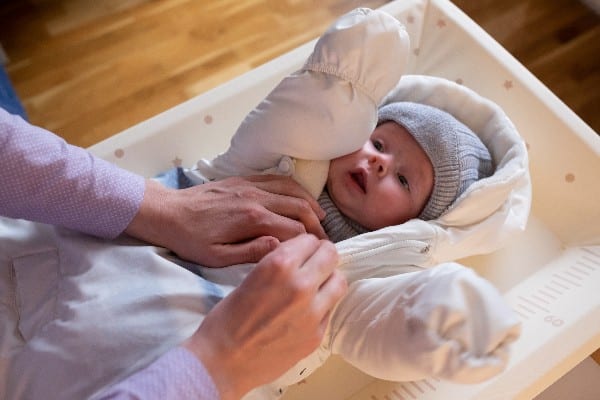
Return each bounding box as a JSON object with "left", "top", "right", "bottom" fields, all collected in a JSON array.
[{"left": 369, "top": 154, "right": 389, "bottom": 175}]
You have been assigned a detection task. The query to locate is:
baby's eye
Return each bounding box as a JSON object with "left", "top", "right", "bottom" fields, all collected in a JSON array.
[
  {"left": 372, "top": 139, "right": 383, "bottom": 152},
  {"left": 398, "top": 174, "right": 410, "bottom": 190}
]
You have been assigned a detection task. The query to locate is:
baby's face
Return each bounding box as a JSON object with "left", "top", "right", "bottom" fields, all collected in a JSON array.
[{"left": 327, "top": 121, "right": 434, "bottom": 230}]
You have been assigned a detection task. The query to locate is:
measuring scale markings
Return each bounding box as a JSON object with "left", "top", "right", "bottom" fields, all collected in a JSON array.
[
  {"left": 570, "top": 264, "right": 591, "bottom": 276},
  {"left": 549, "top": 279, "right": 570, "bottom": 290},
  {"left": 360, "top": 247, "right": 599, "bottom": 400},
  {"left": 517, "top": 295, "right": 550, "bottom": 313},
  {"left": 530, "top": 293, "right": 550, "bottom": 304},
  {"left": 380, "top": 379, "right": 437, "bottom": 400},
  {"left": 552, "top": 272, "right": 582, "bottom": 287},
  {"left": 392, "top": 389, "right": 406, "bottom": 400},
  {"left": 564, "top": 268, "right": 585, "bottom": 280},
  {"left": 513, "top": 309, "right": 530, "bottom": 319},
  {"left": 516, "top": 302, "right": 535, "bottom": 315},
  {"left": 581, "top": 247, "right": 600, "bottom": 259},
  {"left": 544, "top": 315, "right": 564, "bottom": 327},
  {"left": 543, "top": 284, "right": 563, "bottom": 295},
  {"left": 513, "top": 249, "right": 599, "bottom": 326},
  {"left": 577, "top": 260, "right": 596, "bottom": 271},
  {"left": 402, "top": 383, "right": 416, "bottom": 399},
  {"left": 537, "top": 288, "right": 557, "bottom": 300},
  {"left": 410, "top": 382, "right": 425, "bottom": 394}
]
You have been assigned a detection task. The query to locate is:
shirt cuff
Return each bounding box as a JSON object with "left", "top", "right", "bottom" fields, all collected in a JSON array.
[{"left": 97, "top": 346, "right": 219, "bottom": 400}]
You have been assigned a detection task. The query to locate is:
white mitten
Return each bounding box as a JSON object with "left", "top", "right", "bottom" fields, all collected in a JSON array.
[
  {"left": 327, "top": 263, "right": 521, "bottom": 383},
  {"left": 192, "top": 8, "right": 410, "bottom": 198}
]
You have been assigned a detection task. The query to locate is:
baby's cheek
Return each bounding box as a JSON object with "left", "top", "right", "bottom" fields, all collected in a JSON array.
[{"left": 381, "top": 188, "right": 414, "bottom": 226}]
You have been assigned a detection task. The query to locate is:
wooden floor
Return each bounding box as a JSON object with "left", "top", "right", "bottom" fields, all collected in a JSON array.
[
  {"left": 0, "top": 0, "right": 599, "bottom": 370},
  {"left": 0, "top": 0, "right": 391, "bottom": 147},
  {"left": 0, "top": 0, "right": 598, "bottom": 148}
]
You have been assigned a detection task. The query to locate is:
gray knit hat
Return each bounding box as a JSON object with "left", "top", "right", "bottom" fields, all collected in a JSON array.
[{"left": 378, "top": 102, "right": 494, "bottom": 220}]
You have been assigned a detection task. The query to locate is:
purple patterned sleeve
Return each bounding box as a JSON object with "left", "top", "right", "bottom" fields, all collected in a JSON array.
[
  {"left": 0, "top": 108, "right": 145, "bottom": 238},
  {"left": 98, "top": 347, "right": 220, "bottom": 400}
]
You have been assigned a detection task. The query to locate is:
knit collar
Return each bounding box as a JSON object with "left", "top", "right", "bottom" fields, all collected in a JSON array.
[{"left": 318, "top": 190, "right": 370, "bottom": 243}]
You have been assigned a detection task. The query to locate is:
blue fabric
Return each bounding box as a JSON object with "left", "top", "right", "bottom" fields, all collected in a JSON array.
[
  {"left": 0, "top": 66, "right": 27, "bottom": 120},
  {"left": 154, "top": 167, "right": 195, "bottom": 189}
]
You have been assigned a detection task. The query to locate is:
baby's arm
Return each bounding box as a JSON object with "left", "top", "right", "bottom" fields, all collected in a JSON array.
[
  {"left": 327, "top": 263, "right": 520, "bottom": 383},
  {"left": 193, "top": 8, "right": 409, "bottom": 196}
]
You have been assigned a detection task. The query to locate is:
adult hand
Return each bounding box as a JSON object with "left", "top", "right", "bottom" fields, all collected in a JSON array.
[
  {"left": 184, "top": 234, "right": 346, "bottom": 400},
  {"left": 125, "top": 175, "right": 328, "bottom": 267}
]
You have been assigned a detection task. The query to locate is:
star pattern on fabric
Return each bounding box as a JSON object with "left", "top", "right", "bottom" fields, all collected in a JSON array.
[
  {"left": 436, "top": 18, "right": 447, "bottom": 28},
  {"left": 565, "top": 173, "right": 575, "bottom": 183},
  {"left": 503, "top": 80, "right": 514, "bottom": 90}
]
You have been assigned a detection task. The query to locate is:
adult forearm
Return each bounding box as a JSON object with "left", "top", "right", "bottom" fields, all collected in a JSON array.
[{"left": 0, "top": 108, "right": 145, "bottom": 237}]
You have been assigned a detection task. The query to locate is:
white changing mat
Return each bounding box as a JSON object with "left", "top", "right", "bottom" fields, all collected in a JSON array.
[{"left": 88, "top": 1, "right": 600, "bottom": 399}]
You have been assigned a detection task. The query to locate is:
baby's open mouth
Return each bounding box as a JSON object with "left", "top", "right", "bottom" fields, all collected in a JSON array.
[{"left": 351, "top": 172, "right": 366, "bottom": 193}]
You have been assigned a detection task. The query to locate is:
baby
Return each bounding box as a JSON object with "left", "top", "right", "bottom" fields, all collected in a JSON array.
[
  {"left": 319, "top": 101, "right": 492, "bottom": 242},
  {"left": 158, "top": 8, "right": 518, "bottom": 397}
]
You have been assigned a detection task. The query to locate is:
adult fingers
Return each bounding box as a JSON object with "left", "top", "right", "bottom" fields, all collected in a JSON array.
[
  {"left": 256, "top": 234, "right": 322, "bottom": 276},
  {"left": 257, "top": 237, "right": 344, "bottom": 315},
  {"left": 299, "top": 239, "right": 340, "bottom": 287},
  {"left": 244, "top": 175, "right": 325, "bottom": 219},
  {"left": 299, "top": 240, "right": 347, "bottom": 324},
  {"left": 258, "top": 193, "right": 327, "bottom": 240},
  {"left": 208, "top": 236, "right": 280, "bottom": 267},
  {"left": 218, "top": 176, "right": 327, "bottom": 240},
  {"left": 315, "top": 269, "right": 347, "bottom": 323}
]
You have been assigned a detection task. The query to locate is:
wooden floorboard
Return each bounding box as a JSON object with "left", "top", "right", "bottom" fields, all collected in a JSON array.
[
  {"left": 0, "top": 0, "right": 389, "bottom": 146},
  {"left": 452, "top": 0, "right": 600, "bottom": 134},
  {"left": 0, "top": 0, "right": 598, "bottom": 147}
]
